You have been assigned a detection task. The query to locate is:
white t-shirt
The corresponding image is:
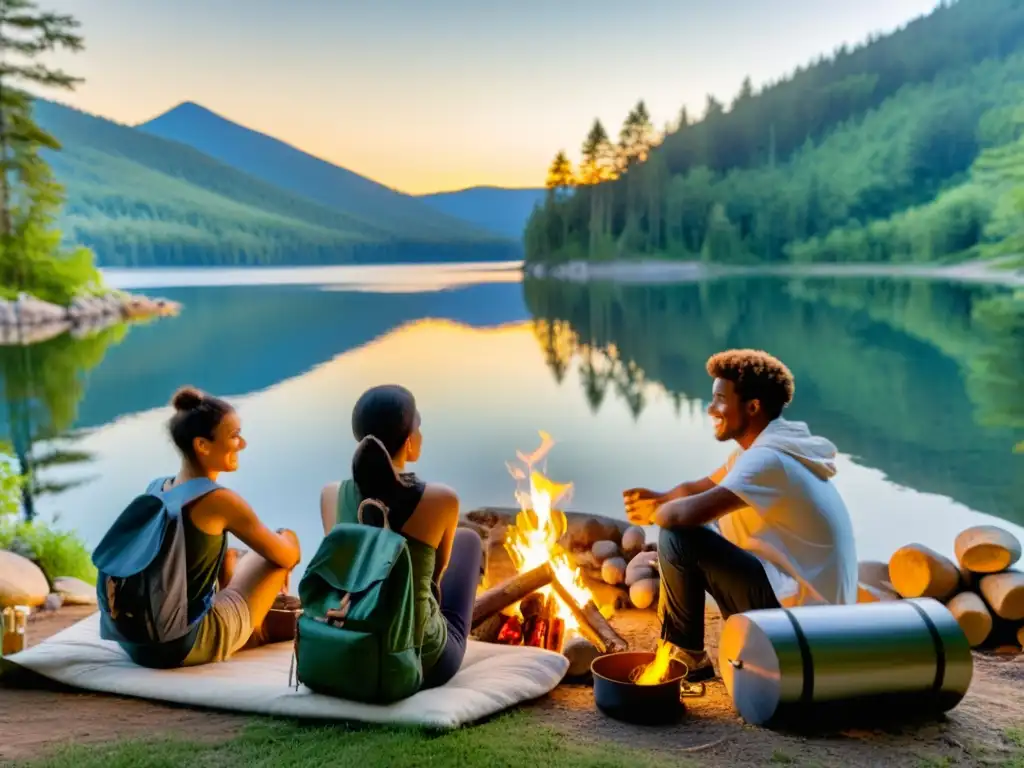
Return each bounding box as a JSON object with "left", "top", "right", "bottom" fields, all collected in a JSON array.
[{"left": 712, "top": 445, "right": 858, "bottom": 606}]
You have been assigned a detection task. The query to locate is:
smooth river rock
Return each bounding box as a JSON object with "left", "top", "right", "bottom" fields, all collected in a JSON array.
[
  {"left": 601, "top": 556, "right": 627, "bottom": 586},
  {"left": 625, "top": 550, "right": 659, "bottom": 586},
  {"left": 591, "top": 540, "right": 621, "bottom": 563},
  {"left": 0, "top": 550, "right": 50, "bottom": 608},
  {"left": 53, "top": 576, "right": 99, "bottom": 606},
  {"left": 629, "top": 578, "right": 660, "bottom": 610},
  {"left": 621, "top": 525, "right": 646, "bottom": 559}
]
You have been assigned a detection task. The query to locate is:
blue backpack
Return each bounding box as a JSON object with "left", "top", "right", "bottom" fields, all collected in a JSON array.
[{"left": 92, "top": 477, "right": 222, "bottom": 645}]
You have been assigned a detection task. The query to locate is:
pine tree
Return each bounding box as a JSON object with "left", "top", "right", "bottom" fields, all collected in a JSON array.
[
  {"left": 0, "top": 0, "right": 86, "bottom": 294},
  {"left": 545, "top": 150, "right": 576, "bottom": 199},
  {"left": 579, "top": 119, "right": 617, "bottom": 185},
  {"left": 617, "top": 100, "right": 657, "bottom": 171}
]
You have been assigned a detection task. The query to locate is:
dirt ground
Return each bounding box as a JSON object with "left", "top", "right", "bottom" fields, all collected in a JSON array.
[{"left": 3, "top": 552, "right": 1024, "bottom": 766}]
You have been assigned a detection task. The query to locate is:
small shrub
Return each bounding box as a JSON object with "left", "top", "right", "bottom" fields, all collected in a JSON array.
[
  {"left": 0, "top": 451, "right": 95, "bottom": 584},
  {"left": 0, "top": 519, "right": 96, "bottom": 584}
]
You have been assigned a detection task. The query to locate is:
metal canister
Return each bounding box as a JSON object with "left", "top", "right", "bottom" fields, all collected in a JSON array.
[{"left": 719, "top": 598, "right": 973, "bottom": 727}]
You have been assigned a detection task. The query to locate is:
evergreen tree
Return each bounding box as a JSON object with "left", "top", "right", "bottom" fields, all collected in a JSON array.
[
  {"left": 545, "top": 150, "right": 576, "bottom": 199},
  {"left": 0, "top": 0, "right": 94, "bottom": 300},
  {"left": 579, "top": 119, "right": 617, "bottom": 185},
  {"left": 617, "top": 100, "right": 656, "bottom": 171}
]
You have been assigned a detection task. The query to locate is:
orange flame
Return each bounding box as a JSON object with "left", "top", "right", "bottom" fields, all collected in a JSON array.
[
  {"left": 634, "top": 642, "right": 673, "bottom": 686},
  {"left": 506, "top": 432, "right": 593, "bottom": 633}
]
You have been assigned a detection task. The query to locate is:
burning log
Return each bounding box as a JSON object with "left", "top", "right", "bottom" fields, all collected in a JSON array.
[
  {"left": 519, "top": 592, "right": 545, "bottom": 620},
  {"left": 579, "top": 571, "right": 631, "bottom": 611},
  {"left": 546, "top": 617, "right": 565, "bottom": 653},
  {"left": 471, "top": 612, "right": 507, "bottom": 643},
  {"left": 525, "top": 614, "right": 548, "bottom": 648},
  {"left": 496, "top": 615, "right": 523, "bottom": 644},
  {"left": 472, "top": 562, "right": 554, "bottom": 627},
  {"left": 525, "top": 594, "right": 559, "bottom": 649},
  {"left": 550, "top": 574, "right": 628, "bottom": 654}
]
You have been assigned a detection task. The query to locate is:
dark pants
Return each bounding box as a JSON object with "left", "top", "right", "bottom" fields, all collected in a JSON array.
[
  {"left": 422, "top": 528, "right": 483, "bottom": 688},
  {"left": 658, "top": 525, "right": 781, "bottom": 652}
]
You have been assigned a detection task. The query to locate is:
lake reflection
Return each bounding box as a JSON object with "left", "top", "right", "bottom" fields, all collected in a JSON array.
[{"left": 2, "top": 266, "right": 1022, "bottom": 573}]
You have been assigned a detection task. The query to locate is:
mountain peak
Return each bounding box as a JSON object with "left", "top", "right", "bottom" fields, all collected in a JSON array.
[
  {"left": 139, "top": 100, "right": 227, "bottom": 127},
  {"left": 136, "top": 100, "right": 507, "bottom": 243}
]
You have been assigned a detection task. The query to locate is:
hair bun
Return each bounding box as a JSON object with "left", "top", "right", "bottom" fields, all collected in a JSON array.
[{"left": 171, "top": 386, "right": 205, "bottom": 412}]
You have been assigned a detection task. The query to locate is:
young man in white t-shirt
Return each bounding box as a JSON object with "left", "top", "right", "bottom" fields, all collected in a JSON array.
[{"left": 623, "top": 349, "right": 857, "bottom": 682}]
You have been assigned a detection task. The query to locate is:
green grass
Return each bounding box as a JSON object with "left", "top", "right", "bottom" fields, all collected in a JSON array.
[{"left": 16, "top": 712, "right": 689, "bottom": 768}]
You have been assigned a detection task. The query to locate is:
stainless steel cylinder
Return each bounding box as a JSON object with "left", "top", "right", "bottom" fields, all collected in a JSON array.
[{"left": 719, "top": 598, "right": 973, "bottom": 727}]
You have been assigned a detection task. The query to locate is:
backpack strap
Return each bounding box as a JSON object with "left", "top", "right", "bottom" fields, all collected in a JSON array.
[{"left": 157, "top": 477, "right": 221, "bottom": 511}]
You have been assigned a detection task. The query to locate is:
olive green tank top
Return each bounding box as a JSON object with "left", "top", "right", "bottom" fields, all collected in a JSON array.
[
  {"left": 336, "top": 478, "right": 447, "bottom": 672},
  {"left": 183, "top": 510, "right": 227, "bottom": 612}
]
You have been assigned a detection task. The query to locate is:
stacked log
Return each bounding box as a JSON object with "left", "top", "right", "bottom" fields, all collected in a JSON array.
[
  {"left": 470, "top": 562, "right": 628, "bottom": 661},
  {"left": 886, "top": 525, "right": 1023, "bottom": 651}
]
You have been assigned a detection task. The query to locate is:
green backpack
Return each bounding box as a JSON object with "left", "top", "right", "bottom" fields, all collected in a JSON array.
[{"left": 293, "top": 521, "right": 423, "bottom": 704}]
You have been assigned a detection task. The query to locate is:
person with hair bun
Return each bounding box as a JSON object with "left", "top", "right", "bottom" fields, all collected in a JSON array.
[
  {"left": 119, "top": 386, "right": 302, "bottom": 669},
  {"left": 623, "top": 350, "right": 857, "bottom": 683},
  {"left": 319, "top": 384, "right": 482, "bottom": 690}
]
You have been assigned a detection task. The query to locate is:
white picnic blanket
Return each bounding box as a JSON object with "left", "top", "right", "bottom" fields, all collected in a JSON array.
[{"left": 1, "top": 613, "right": 568, "bottom": 729}]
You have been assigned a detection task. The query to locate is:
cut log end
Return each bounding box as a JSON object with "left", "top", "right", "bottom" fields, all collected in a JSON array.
[
  {"left": 947, "top": 591, "right": 993, "bottom": 647},
  {"left": 954, "top": 525, "right": 1022, "bottom": 574},
  {"left": 549, "top": 576, "right": 628, "bottom": 654},
  {"left": 979, "top": 571, "right": 1024, "bottom": 621},
  {"left": 888, "top": 544, "right": 960, "bottom": 600}
]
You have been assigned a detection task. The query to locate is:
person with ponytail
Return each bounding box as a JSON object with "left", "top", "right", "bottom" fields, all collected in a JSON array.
[
  {"left": 120, "top": 386, "right": 302, "bottom": 669},
  {"left": 319, "top": 384, "right": 482, "bottom": 689}
]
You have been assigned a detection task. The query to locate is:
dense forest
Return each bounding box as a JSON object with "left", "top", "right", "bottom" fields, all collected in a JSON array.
[
  {"left": 523, "top": 274, "right": 1024, "bottom": 523},
  {"left": 35, "top": 101, "right": 519, "bottom": 268},
  {"left": 525, "top": 0, "right": 1024, "bottom": 266}
]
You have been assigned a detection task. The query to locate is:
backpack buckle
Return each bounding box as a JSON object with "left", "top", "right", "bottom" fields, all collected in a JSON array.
[{"left": 322, "top": 592, "right": 352, "bottom": 628}]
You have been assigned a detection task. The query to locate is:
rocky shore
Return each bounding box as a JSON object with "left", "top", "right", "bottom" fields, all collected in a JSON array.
[
  {"left": 0, "top": 291, "right": 181, "bottom": 345},
  {"left": 525, "top": 255, "right": 1024, "bottom": 287}
]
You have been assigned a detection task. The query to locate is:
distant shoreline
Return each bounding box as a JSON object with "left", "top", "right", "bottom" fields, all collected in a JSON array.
[
  {"left": 525, "top": 257, "right": 1024, "bottom": 288},
  {"left": 100, "top": 259, "right": 525, "bottom": 290}
]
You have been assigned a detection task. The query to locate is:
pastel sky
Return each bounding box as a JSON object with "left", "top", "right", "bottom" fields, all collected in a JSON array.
[{"left": 42, "top": 0, "right": 939, "bottom": 194}]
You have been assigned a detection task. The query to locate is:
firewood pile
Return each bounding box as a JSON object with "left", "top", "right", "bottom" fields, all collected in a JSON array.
[
  {"left": 469, "top": 561, "right": 629, "bottom": 677},
  {"left": 867, "top": 524, "right": 1024, "bottom": 652},
  {"left": 466, "top": 509, "right": 634, "bottom": 678}
]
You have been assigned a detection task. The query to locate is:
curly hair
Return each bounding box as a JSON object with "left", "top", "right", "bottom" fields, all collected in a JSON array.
[{"left": 706, "top": 349, "right": 795, "bottom": 420}]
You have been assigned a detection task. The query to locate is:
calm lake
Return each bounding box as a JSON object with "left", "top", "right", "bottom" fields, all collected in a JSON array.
[{"left": 3, "top": 262, "right": 1023, "bottom": 574}]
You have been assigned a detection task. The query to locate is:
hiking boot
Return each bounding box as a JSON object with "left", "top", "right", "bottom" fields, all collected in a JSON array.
[{"left": 662, "top": 641, "right": 717, "bottom": 682}]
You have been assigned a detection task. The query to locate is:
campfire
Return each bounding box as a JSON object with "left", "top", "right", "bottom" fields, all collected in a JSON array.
[{"left": 470, "top": 432, "right": 628, "bottom": 664}]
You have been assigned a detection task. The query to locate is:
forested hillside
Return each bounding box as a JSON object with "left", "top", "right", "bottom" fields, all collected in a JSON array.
[
  {"left": 139, "top": 102, "right": 504, "bottom": 245},
  {"left": 35, "top": 101, "right": 518, "bottom": 267},
  {"left": 525, "top": 0, "right": 1024, "bottom": 266}
]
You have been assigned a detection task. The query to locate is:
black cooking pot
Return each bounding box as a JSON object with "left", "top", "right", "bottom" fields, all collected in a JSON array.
[{"left": 591, "top": 651, "right": 698, "bottom": 725}]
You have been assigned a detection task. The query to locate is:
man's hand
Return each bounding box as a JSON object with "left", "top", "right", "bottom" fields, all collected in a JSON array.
[{"left": 622, "top": 488, "right": 663, "bottom": 525}]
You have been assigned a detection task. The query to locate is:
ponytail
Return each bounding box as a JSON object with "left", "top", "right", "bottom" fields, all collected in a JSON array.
[{"left": 351, "top": 435, "right": 412, "bottom": 523}]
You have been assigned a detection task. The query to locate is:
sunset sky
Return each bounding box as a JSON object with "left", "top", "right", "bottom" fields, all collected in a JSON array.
[{"left": 42, "top": 0, "right": 939, "bottom": 195}]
